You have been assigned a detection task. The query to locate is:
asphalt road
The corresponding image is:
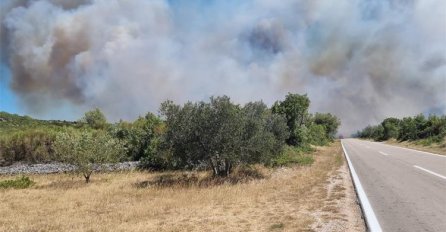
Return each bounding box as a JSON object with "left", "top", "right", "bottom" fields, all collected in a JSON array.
[{"left": 341, "top": 139, "right": 446, "bottom": 232}]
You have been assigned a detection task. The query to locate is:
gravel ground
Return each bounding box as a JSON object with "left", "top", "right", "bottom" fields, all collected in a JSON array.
[
  {"left": 311, "top": 159, "right": 366, "bottom": 232},
  {"left": 0, "top": 161, "right": 139, "bottom": 175}
]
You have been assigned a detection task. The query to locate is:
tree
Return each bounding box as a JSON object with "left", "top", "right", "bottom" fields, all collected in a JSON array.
[
  {"left": 357, "top": 125, "right": 384, "bottom": 141},
  {"left": 308, "top": 124, "right": 328, "bottom": 146},
  {"left": 398, "top": 117, "right": 417, "bottom": 141},
  {"left": 272, "top": 93, "right": 310, "bottom": 146},
  {"left": 241, "top": 101, "right": 289, "bottom": 165},
  {"left": 110, "top": 113, "right": 164, "bottom": 162},
  {"left": 81, "top": 108, "right": 107, "bottom": 130},
  {"left": 160, "top": 96, "right": 288, "bottom": 176},
  {"left": 381, "top": 117, "right": 400, "bottom": 140},
  {"left": 313, "top": 113, "right": 341, "bottom": 140},
  {"left": 53, "top": 129, "right": 124, "bottom": 183}
]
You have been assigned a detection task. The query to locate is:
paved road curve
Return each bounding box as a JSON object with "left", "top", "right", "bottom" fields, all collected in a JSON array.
[{"left": 342, "top": 139, "right": 446, "bottom": 232}]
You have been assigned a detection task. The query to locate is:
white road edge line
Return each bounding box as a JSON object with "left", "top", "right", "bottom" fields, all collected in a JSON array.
[
  {"left": 341, "top": 140, "right": 383, "bottom": 232},
  {"left": 379, "top": 151, "right": 389, "bottom": 156},
  {"left": 413, "top": 165, "right": 446, "bottom": 180}
]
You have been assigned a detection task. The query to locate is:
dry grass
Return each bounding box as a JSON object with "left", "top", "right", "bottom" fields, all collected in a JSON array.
[
  {"left": 0, "top": 142, "right": 349, "bottom": 232},
  {"left": 385, "top": 138, "right": 446, "bottom": 155}
]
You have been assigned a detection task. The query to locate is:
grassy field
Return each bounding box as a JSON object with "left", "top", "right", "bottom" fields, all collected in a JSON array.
[
  {"left": 0, "top": 142, "right": 363, "bottom": 232},
  {"left": 385, "top": 138, "right": 446, "bottom": 156}
]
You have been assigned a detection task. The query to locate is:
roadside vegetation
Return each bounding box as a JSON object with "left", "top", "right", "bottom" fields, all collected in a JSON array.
[
  {"left": 1, "top": 93, "right": 340, "bottom": 182},
  {"left": 0, "top": 94, "right": 364, "bottom": 231},
  {"left": 0, "top": 142, "right": 363, "bottom": 231},
  {"left": 355, "top": 114, "right": 446, "bottom": 154}
]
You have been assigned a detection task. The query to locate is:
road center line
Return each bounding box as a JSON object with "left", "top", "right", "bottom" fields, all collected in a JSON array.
[
  {"left": 379, "top": 151, "right": 389, "bottom": 156},
  {"left": 413, "top": 165, "right": 446, "bottom": 180}
]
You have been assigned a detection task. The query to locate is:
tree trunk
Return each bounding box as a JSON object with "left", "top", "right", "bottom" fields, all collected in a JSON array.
[
  {"left": 84, "top": 172, "right": 91, "bottom": 183},
  {"left": 225, "top": 160, "right": 232, "bottom": 177}
]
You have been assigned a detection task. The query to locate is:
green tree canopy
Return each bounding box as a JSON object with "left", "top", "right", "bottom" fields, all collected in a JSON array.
[
  {"left": 160, "top": 96, "right": 288, "bottom": 176},
  {"left": 381, "top": 117, "right": 400, "bottom": 140},
  {"left": 313, "top": 113, "right": 341, "bottom": 140},
  {"left": 81, "top": 108, "right": 108, "bottom": 130},
  {"left": 54, "top": 129, "right": 124, "bottom": 183},
  {"left": 272, "top": 93, "right": 310, "bottom": 146}
]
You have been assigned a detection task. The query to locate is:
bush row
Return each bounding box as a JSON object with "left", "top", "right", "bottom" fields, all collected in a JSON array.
[
  {"left": 355, "top": 114, "right": 446, "bottom": 143},
  {"left": 1, "top": 94, "right": 340, "bottom": 179}
]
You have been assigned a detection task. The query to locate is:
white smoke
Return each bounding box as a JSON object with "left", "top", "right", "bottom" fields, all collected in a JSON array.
[{"left": 1, "top": 0, "right": 445, "bottom": 135}]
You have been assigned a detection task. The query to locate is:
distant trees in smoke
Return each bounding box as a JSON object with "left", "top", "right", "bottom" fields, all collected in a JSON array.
[{"left": 354, "top": 114, "right": 446, "bottom": 143}]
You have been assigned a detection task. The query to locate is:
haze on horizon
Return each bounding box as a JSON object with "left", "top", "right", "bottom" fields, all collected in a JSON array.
[{"left": 0, "top": 0, "right": 445, "bottom": 135}]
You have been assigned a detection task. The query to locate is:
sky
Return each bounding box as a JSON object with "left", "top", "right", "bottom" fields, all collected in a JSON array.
[{"left": 0, "top": 0, "right": 445, "bottom": 135}]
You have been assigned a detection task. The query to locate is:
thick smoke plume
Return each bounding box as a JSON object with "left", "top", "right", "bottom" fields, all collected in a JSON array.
[{"left": 1, "top": 0, "right": 445, "bottom": 135}]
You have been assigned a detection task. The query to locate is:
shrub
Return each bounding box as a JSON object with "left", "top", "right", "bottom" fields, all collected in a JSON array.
[
  {"left": 0, "top": 129, "right": 57, "bottom": 165},
  {"left": 271, "top": 146, "right": 315, "bottom": 166},
  {"left": 80, "top": 108, "right": 108, "bottom": 130},
  {"left": 110, "top": 113, "right": 164, "bottom": 161},
  {"left": 312, "top": 112, "right": 341, "bottom": 140},
  {"left": 0, "top": 176, "right": 35, "bottom": 189},
  {"left": 160, "top": 96, "right": 289, "bottom": 176},
  {"left": 53, "top": 129, "right": 124, "bottom": 183}
]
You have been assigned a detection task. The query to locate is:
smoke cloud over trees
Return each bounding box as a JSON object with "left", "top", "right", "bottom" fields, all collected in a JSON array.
[{"left": 1, "top": 0, "right": 445, "bottom": 135}]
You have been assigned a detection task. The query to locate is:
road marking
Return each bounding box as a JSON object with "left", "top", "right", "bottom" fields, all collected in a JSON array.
[
  {"left": 379, "top": 151, "right": 389, "bottom": 156},
  {"left": 341, "top": 141, "right": 383, "bottom": 232},
  {"left": 365, "top": 145, "right": 371, "bottom": 149},
  {"left": 375, "top": 142, "right": 445, "bottom": 158},
  {"left": 413, "top": 165, "right": 446, "bottom": 180}
]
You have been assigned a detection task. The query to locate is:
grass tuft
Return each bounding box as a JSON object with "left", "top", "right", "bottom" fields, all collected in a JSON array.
[
  {"left": 272, "top": 145, "right": 315, "bottom": 166},
  {"left": 269, "top": 222, "right": 284, "bottom": 230},
  {"left": 0, "top": 176, "right": 35, "bottom": 189}
]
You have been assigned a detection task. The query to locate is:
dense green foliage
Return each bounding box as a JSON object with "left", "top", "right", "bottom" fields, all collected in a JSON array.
[
  {"left": 158, "top": 96, "right": 289, "bottom": 176},
  {"left": 53, "top": 129, "right": 124, "bottom": 183},
  {"left": 1, "top": 94, "right": 340, "bottom": 178},
  {"left": 109, "top": 113, "right": 164, "bottom": 162},
  {"left": 0, "top": 176, "right": 34, "bottom": 189},
  {"left": 272, "top": 93, "right": 341, "bottom": 147},
  {"left": 0, "top": 129, "right": 57, "bottom": 165},
  {"left": 0, "top": 112, "right": 81, "bottom": 165},
  {"left": 356, "top": 114, "right": 446, "bottom": 143},
  {"left": 272, "top": 94, "right": 311, "bottom": 146},
  {"left": 271, "top": 146, "right": 315, "bottom": 166},
  {"left": 80, "top": 108, "right": 108, "bottom": 130}
]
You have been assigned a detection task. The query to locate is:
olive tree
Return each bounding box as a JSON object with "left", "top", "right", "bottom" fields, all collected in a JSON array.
[
  {"left": 54, "top": 129, "right": 124, "bottom": 183},
  {"left": 160, "top": 96, "right": 288, "bottom": 177}
]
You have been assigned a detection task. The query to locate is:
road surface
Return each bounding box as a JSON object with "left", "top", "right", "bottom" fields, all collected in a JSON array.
[{"left": 341, "top": 139, "right": 446, "bottom": 232}]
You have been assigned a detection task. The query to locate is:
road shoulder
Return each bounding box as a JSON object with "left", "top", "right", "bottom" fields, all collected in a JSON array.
[{"left": 309, "top": 145, "right": 366, "bottom": 232}]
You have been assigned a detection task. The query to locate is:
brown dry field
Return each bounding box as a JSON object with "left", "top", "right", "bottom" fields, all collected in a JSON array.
[
  {"left": 0, "top": 141, "right": 364, "bottom": 232},
  {"left": 385, "top": 138, "right": 446, "bottom": 156}
]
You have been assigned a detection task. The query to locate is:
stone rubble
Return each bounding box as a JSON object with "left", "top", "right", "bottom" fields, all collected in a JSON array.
[{"left": 0, "top": 161, "right": 139, "bottom": 175}]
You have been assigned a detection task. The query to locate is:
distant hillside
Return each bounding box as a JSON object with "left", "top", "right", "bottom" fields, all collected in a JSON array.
[
  {"left": 0, "top": 112, "right": 83, "bottom": 166},
  {"left": 0, "top": 112, "right": 79, "bottom": 133}
]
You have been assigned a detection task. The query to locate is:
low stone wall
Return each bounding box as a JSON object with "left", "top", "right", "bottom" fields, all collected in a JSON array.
[{"left": 0, "top": 161, "right": 140, "bottom": 175}]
